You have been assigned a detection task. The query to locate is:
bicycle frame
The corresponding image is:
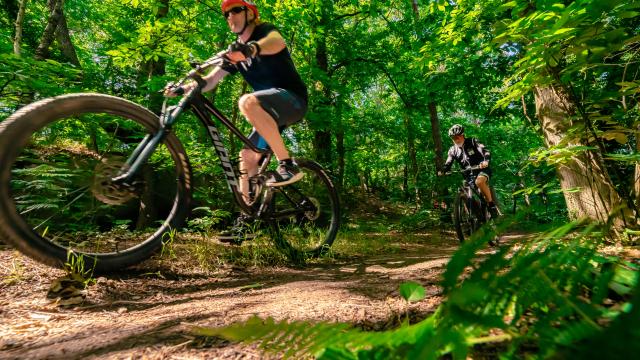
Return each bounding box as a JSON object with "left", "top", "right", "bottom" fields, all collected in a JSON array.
[
  {"left": 112, "top": 74, "right": 272, "bottom": 217},
  {"left": 459, "top": 177, "right": 488, "bottom": 222},
  {"left": 451, "top": 165, "right": 492, "bottom": 227}
]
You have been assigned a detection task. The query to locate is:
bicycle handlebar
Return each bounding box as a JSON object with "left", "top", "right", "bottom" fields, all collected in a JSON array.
[
  {"left": 164, "top": 51, "right": 230, "bottom": 97},
  {"left": 440, "top": 165, "right": 484, "bottom": 176}
]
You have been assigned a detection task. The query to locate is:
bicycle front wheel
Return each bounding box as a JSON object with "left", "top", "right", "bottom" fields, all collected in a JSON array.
[
  {"left": 268, "top": 159, "right": 340, "bottom": 258},
  {"left": 453, "top": 193, "right": 479, "bottom": 243},
  {"left": 0, "top": 93, "right": 192, "bottom": 271}
]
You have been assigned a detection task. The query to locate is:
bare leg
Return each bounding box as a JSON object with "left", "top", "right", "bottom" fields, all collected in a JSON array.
[
  {"left": 238, "top": 94, "right": 289, "bottom": 161},
  {"left": 475, "top": 175, "right": 494, "bottom": 204},
  {"left": 239, "top": 148, "right": 261, "bottom": 203}
]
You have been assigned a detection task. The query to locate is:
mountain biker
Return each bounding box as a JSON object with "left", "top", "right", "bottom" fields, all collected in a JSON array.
[
  {"left": 166, "top": 0, "right": 307, "bottom": 189},
  {"left": 165, "top": 0, "right": 308, "bottom": 240},
  {"left": 438, "top": 124, "right": 499, "bottom": 219}
]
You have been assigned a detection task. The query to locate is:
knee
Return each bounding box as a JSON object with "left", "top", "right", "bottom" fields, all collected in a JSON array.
[{"left": 238, "top": 94, "right": 260, "bottom": 114}]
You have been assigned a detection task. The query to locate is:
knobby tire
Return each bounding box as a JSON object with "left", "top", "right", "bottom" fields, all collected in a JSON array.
[
  {"left": 268, "top": 159, "right": 340, "bottom": 259},
  {"left": 0, "top": 93, "right": 192, "bottom": 272}
]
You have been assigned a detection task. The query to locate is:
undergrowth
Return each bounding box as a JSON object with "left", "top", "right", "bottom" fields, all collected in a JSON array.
[
  {"left": 153, "top": 230, "right": 292, "bottom": 272},
  {"left": 194, "top": 217, "right": 640, "bottom": 358}
]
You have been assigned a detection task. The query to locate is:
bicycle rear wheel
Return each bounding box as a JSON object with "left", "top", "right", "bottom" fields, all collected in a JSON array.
[
  {"left": 267, "top": 159, "right": 339, "bottom": 258},
  {"left": 0, "top": 93, "right": 192, "bottom": 271},
  {"left": 453, "top": 193, "right": 480, "bottom": 243}
]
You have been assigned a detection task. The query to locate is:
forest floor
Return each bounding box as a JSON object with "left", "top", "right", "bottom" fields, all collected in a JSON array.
[{"left": 0, "top": 219, "right": 520, "bottom": 359}]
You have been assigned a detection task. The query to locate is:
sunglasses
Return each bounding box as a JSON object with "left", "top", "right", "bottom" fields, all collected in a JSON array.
[{"left": 224, "top": 6, "right": 247, "bottom": 18}]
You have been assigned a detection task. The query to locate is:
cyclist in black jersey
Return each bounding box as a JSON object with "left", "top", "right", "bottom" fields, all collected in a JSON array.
[
  {"left": 166, "top": 0, "right": 308, "bottom": 240},
  {"left": 439, "top": 124, "right": 499, "bottom": 219}
]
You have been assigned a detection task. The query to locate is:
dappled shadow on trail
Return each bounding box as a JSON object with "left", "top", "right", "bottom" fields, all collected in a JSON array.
[
  {"left": 0, "top": 231, "right": 506, "bottom": 359},
  {"left": 76, "top": 233, "right": 462, "bottom": 314}
]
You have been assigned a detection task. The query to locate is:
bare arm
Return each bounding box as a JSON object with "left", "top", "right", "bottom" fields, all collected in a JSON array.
[
  {"left": 255, "top": 30, "right": 286, "bottom": 55},
  {"left": 226, "top": 30, "right": 287, "bottom": 63},
  {"left": 199, "top": 66, "right": 228, "bottom": 93},
  {"left": 164, "top": 66, "right": 229, "bottom": 96}
]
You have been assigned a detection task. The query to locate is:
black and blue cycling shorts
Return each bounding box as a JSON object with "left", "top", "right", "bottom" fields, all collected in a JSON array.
[{"left": 245, "top": 88, "right": 307, "bottom": 150}]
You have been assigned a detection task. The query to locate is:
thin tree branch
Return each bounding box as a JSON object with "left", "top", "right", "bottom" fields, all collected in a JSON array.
[
  {"left": 332, "top": 11, "right": 362, "bottom": 22},
  {"left": 0, "top": 74, "right": 17, "bottom": 95}
]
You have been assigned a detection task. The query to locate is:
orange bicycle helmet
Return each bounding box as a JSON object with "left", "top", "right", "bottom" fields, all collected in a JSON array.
[{"left": 221, "top": 0, "right": 259, "bottom": 19}]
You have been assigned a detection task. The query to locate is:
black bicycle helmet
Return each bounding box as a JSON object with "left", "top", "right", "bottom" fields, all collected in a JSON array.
[{"left": 448, "top": 124, "right": 464, "bottom": 137}]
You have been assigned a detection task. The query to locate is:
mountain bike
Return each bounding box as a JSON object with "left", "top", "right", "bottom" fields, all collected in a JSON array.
[
  {"left": 0, "top": 54, "right": 340, "bottom": 272},
  {"left": 444, "top": 166, "right": 498, "bottom": 243}
]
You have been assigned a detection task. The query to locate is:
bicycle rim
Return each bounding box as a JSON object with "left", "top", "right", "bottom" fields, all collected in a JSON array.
[
  {"left": 454, "top": 194, "right": 474, "bottom": 243},
  {"left": 268, "top": 159, "right": 339, "bottom": 257},
  {"left": 0, "top": 94, "right": 190, "bottom": 270}
]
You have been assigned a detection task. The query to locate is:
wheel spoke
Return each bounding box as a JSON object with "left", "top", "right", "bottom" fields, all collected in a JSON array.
[
  {"left": 32, "top": 185, "right": 90, "bottom": 230},
  {"left": 269, "top": 160, "right": 339, "bottom": 257},
  {"left": 0, "top": 94, "right": 190, "bottom": 270}
]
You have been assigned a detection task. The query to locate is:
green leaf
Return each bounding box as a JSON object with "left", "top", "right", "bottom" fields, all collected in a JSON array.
[
  {"left": 497, "top": 1, "right": 517, "bottom": 11},
  {"left": 552, "top": 28, "right": 575, "bottom": 36},
  {"left": 618, "top": 11, "right": 639, "bottom": 19},
  {"left": 400, "top": 281, "right": 426, "bottom": 302}
]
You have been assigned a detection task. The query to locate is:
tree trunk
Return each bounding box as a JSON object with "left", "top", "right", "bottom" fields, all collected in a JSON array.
[
  {"left": 311, "top": 1, "right": 333, "bottom": 166},
  {"left": 136, "top": 165, "right": 158, "bottom": 230},
  {"left": 428, "top": 101, "right": 444, "bottom": 171},
  {"left": 403, "top": 163, "right": 409, "bottom": 199},
  {"left": 313, "top": 130, "right": 332, "bottom": 165},
  {"left": 35, "top": 0, "right": 64, "bottom": 61},
  {"left": 635, "top": 123, "right": 640, "bottom": 212},
  {"left": 55, "top": 12, "right": 80, "bottom": 66},
  {"left": 13, "top": 0, "right": 27, "bottom": 56},
  {"left": 336, "top": 128, "right": 345, "bottom": 189},
  {"left": 312, "top": 36, "right": 333, "bottom": 166},
  {"left": 360, "top": 169, "right": 369, "bottom": 193},
  {"left": 403, "top": 111, "right": 418, "bottom": 202},
  {"left": 534, "top": 86, "right": 628, "bottom": 226}
]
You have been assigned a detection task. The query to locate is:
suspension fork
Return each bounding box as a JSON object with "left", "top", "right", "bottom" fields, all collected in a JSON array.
[{"left": 111, "top": 97, "right": 190, "bottom": 184}]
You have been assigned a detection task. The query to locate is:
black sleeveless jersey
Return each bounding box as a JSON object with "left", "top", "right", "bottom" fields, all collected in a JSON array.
[{"left": 221, "top": 23, "right": 308, "bottom": 103}]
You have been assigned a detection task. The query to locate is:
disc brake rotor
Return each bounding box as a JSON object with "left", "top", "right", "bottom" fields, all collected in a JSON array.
[{"left": 91, "top": 157, "right": 138, "bottom": 205}]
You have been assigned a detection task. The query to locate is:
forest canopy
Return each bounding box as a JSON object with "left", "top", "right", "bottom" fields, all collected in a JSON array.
[{"left": 1, "top": 0, "right": 640, "bottom": 232}]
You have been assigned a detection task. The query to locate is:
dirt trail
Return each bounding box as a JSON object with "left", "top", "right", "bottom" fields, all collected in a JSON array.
[{"left": 0, "top": 233, "right": 506, "bottom": 359}]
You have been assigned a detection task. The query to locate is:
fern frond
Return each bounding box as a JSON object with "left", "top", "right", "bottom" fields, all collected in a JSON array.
[
  {"left": 195, "top": 314, "right": 438, "bottom": 359},
  {"left": 196, "top": 217, "right": 639, "bottom": 359}
]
